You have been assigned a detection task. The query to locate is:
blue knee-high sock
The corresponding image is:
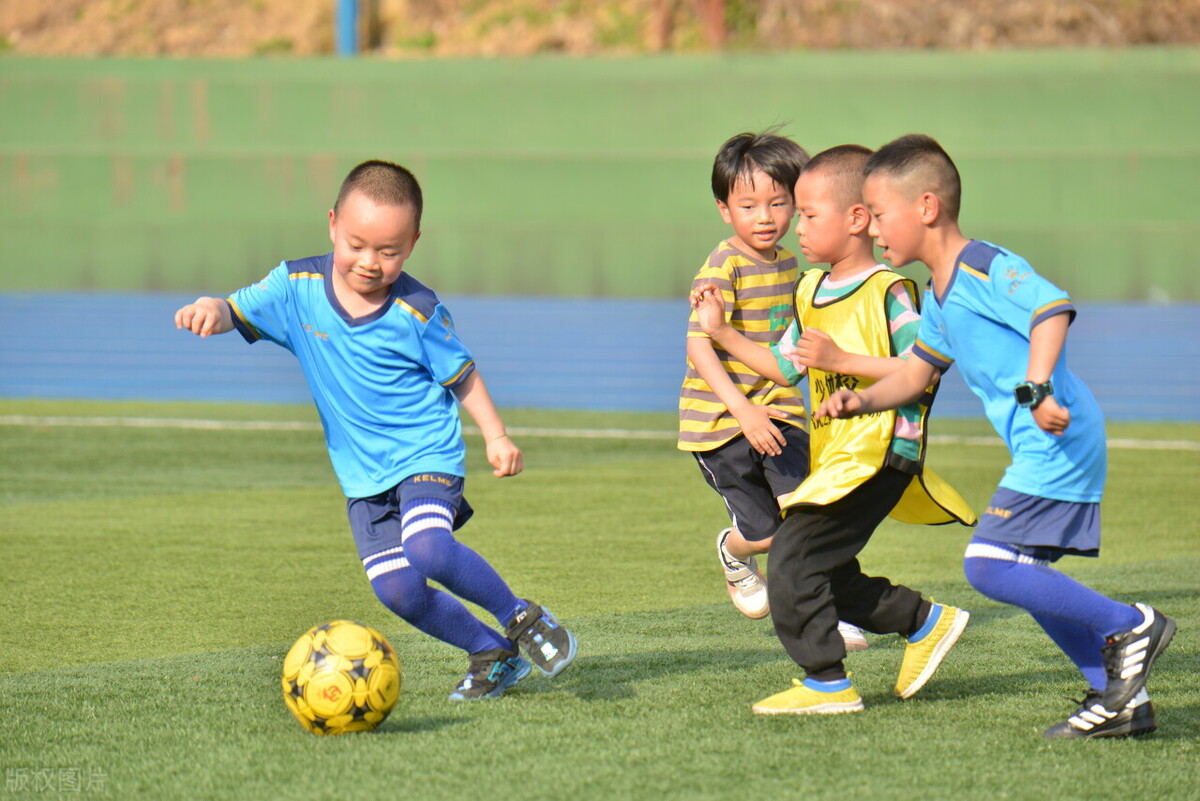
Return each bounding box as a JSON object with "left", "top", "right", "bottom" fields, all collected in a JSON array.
[
  {"left": 365, "top": 555, "right": 506, "bottom": 654},
  {"left": 1029, "top": 610, "right": 1108, "bottom": 690},
  {"left": 963, "top": 537, "right": 1141, "bottom": 640},
  {"left": 401, "top": 498, "right": 525, "bottom": 626}
]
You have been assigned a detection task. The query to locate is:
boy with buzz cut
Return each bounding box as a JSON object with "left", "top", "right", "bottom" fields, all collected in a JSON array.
[
  {"left": 678, "top": 130, "right": 870, "bottom": 649},
  {"left": 175, "top": 159, "right": 577, "bottom": 702},
  {"left": 817, "top": 134, "right": 1175, "bottom": 738},
  {"left": 693, "top": 144, "right": 976, "bottom": 715}
]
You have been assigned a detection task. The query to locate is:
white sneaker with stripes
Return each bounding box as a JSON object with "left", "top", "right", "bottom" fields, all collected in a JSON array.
[{"left": 717, "top": 528, "right": 770, "bottom": 620}]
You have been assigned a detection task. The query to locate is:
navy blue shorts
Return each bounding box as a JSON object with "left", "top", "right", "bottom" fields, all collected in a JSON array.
[
  {"left": 973, "top": 487, "right": 1100, "bottom": 558},
  {"left": 693, "top": 424, "right": 810, "bottom": 542},
  {"left": 346, "top": 473, "right": 475, "bottom": 560}
]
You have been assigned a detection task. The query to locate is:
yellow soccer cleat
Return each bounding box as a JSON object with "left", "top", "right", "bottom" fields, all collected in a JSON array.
[
  {"left": 895, "top": 603, "right": 969, "bottom": 699},
  {"left": 752, "top": 678, "right": 864, "bottom": 715}
]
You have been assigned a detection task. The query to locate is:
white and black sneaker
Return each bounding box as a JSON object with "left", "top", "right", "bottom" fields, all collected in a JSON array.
[
  {"left": 1099, "top": 603, "right": 1176, "bottom": 712},
  {"left": 1044, "top": 688, "right": 1157, "bottom": 739},
  {"left": 505, "top": 602, "right": 578, "bottom": 678}
]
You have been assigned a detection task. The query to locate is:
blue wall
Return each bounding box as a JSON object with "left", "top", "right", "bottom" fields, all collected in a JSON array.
[{"left": 2, "top": 293, "right": 1197, "bottom": 421}]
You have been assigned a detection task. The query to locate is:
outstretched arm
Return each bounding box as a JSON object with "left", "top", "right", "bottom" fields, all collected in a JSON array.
[
  {"left": 175, "top": 297, "right": 234, "bottom": 337},
  {"left": 815, "top": 355, "right": 937, "bottom": 420},
  {"left": 453, "top": 369, "right": 523, "bottom": 477},
  {"left": 794, "top": 328, "right": 907, "bottom": 381},
  {"left": 1026, "top": 312, "right": 1071, "bottom": 436},
  {"left": 691, "top": 285, "right": 791, "bottom": 386}
]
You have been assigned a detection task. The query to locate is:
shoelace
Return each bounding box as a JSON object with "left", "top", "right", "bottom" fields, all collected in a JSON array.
[{"left": 729, "top": 570, "right": 761, "bottom": 589}]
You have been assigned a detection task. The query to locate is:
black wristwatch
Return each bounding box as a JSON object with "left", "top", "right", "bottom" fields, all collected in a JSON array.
[{"left": 1013, "top": 379, "right": 1054, "bottom": 409}]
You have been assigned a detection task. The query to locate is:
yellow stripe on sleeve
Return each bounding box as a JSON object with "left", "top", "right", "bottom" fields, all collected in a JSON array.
[
  {"left": 441, "top": 361, "right": 475, "bottom": 387},
  {"left": 394, "top": 298, "right": 429, "bottom": 324}
]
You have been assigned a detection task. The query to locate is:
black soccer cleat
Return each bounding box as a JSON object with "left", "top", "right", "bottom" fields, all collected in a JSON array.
[
  {"left": 1044, "top": 688, "right": 1157, "bottom": 739},
  {"left": 504, "top": 602, "right": 578, "bottom": 678},
  {"left": 1099, "top": 603, "right": 1176, "bottom": 712}
]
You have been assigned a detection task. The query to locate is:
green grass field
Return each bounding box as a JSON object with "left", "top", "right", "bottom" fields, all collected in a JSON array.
[{"left": 2, "top": 399, "right": 1197, "bottom": 800}]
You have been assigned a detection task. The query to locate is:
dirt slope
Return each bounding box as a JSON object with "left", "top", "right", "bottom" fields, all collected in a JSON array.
[{"left": 2, "top": 0, "right": 1197, "bottom": 57}]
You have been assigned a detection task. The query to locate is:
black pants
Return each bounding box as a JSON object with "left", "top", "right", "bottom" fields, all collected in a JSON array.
[{"left": 768, "top": 466, "right": 927, "bottom": 681}]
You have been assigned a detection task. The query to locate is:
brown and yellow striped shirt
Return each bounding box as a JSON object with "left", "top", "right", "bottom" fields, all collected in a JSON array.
[{"left": 678, "top": 241, "right": 808, "bottom": 452}]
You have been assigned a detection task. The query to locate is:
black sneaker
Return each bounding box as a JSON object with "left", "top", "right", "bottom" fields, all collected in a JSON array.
[
  {"left": 504, "top": 602, "right": 578, "bottom": 678},
  {"left": 1100, "top": 603, "right": 1176, "bottom": 711},
  {"left": 447, "top": 647, "right": 531, "bottom": 701},
  {"left": 1044, "top": 688, "right": 1157, "bottom": 739}
]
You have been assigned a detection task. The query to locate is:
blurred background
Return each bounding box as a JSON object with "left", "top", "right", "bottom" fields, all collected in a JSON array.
[{"left": 2, "top": 1, "right": 1198, "bottom": 417}]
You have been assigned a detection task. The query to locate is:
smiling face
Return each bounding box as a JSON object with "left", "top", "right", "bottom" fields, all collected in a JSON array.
[
  {"left": 716, "top": 168, "right": 795, "bottom": 260},
  {"left": 863, "top": 171, "right": 925, "bottom": 268},
  {"left": 327, "top": 190, "right": 421, "bottom": 306}
]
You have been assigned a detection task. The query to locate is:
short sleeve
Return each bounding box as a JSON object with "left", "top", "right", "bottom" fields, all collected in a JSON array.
[
  {"left": 227, "top": 262, "right": 292, "bottom": 348},
  {"left": 885, "top": 280, "right": 922, "bottom": 358},
  {"left": 686, "top": 260, "right": 736, "bottom": 339},
  {"left": 912, "top": 288, "right": 954, "bottom": 372},
  {"left": 989, "top": 253, "right": 1075, "bottom": 336},
  {"left": 420, "top": 302, "right": 476, "bottom": 388},
  {"left": 771, "top": 319, "right": 805, "bottom": 386}
]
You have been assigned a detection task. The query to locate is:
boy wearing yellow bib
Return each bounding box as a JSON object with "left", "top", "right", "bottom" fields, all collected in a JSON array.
[{"left": 694, "top": 145, "right": 976, "bottom": 715}]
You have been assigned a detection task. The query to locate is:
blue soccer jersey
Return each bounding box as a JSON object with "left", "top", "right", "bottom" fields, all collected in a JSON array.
[
  {"left": 227, "top": 254, "right": 475, "bottom": 498},
  {"left": 911, "top": 240, "right": 1106, "bottom": 502}
]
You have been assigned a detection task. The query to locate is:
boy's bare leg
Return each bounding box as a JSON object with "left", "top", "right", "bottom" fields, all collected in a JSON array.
[{"left": 719, "top": 528, "right": 868, "bottom": 650}]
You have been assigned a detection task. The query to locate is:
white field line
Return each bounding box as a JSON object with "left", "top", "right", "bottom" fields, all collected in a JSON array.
[{"left": 2, "top": 414, "right": 1198, "bottom": 452}]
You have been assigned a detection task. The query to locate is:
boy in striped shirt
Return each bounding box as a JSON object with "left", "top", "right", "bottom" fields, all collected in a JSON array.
[{"left": 678, "top": 131, "right": 866, "bottom": 648}]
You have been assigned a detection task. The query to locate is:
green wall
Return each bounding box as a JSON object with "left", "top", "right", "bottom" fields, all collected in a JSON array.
[{"left": 1, "top": 49, "right": 1197, "bottom": 299}]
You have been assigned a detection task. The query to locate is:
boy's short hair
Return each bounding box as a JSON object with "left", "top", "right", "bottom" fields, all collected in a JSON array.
[
  {"left": 711, "top": 130, "right": 810, "bottom": 202},
  {"left": 864, "top": 134, "right": 961, "bottom": 221},
  {"left": 335, "top": 160, "right": 424, "bottom": 227},
  {"left": 802, "top": 144, "right": 873, "bottom": 210}
]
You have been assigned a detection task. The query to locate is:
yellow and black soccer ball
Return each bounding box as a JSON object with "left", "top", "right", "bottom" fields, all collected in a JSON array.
[{"left": 281, "top": 620, "right": 401, "bottom": 735}]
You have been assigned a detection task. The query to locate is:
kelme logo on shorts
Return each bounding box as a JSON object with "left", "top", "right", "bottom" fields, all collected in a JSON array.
[{"left": 412, "top": 474, "right": 453, "bottom": 487}]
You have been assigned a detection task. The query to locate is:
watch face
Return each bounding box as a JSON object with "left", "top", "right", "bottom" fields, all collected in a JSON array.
[{"left": 1014, "top": 384, "right": 1035, "bottom": 405}]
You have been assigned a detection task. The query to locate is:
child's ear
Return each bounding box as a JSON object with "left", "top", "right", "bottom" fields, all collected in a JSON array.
[
  {"left": 328, "top": 208, "right": 337, "bottom": 244},
  {"left": 715, "top": 199, "right": 733, "bottom": 225},
  {"left": 848, "top": 203, "right": 871, "bottom": 235},
  {"left": 918, "top": 192, "right": 941, "bottom": 225}
]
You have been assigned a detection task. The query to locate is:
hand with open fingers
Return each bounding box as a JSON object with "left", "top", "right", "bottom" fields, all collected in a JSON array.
[
  {"left": 689, "top": 281, "right": 722, "bottom": 308},
  {"left": 486, "top": 435, "right": 524, "bottom": 477},
  {"left": 734, "top": 404, "right": 788, "bottom": 456},
  {"left": 1032, "top": 395, "right": 1071, "bottom": 436},
  {"left": 690, "top": 285, "right": 728, "bottom": 337},
  {"left": 815, "top": 389, "right": 863, "bottom": 421},
  {"left": 795, "top": 328, "right": 845, "bottom": 372}
]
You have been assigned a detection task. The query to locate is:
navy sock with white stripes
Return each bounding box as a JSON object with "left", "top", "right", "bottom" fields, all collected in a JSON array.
[
  {"left": 366, "top": 560, "right": 505, "bottom": 654},
  {"left": 963, "top": 536, "right": 1142, "bottom": 689},
  {"left": 400, "top": 497, "right": 525, "bottom": 626}
]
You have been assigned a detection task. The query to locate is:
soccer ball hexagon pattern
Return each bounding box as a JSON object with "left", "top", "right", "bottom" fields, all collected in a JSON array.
[{"left": 281, "top": 620, "right": 401, "bottom": 735}]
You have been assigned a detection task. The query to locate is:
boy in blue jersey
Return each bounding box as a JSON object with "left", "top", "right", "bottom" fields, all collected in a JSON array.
[
  {"left": 817, "top": 134, "right": 1175, "bottom": 738},
  {"left": 175, "top": 159, "right": 577, "bottom": 701}
]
